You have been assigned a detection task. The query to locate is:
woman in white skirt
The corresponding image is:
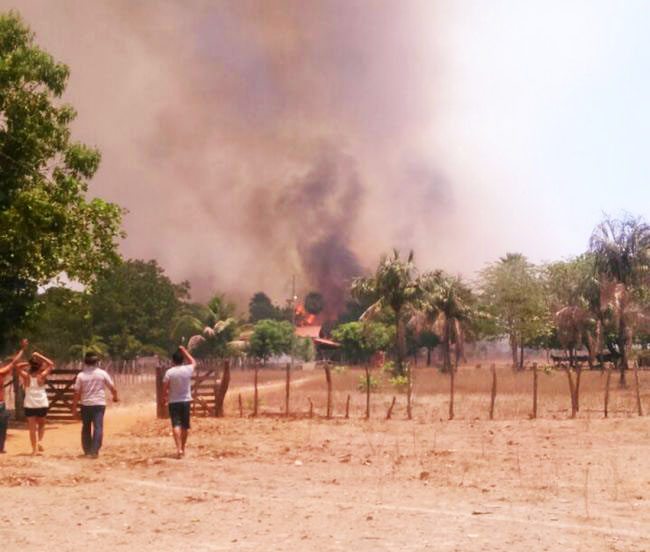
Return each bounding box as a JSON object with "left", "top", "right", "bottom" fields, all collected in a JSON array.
[{"left": 17, "top": 350, "right": 54, "bottom": 455}]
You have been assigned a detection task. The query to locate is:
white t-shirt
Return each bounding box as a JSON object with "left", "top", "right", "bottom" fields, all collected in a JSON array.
[
  {"left": 74, "top": 367, "right": 115, "bottom": 406},
  {"left": 163, "top": 363, "right": 194, "bottom": 403}
]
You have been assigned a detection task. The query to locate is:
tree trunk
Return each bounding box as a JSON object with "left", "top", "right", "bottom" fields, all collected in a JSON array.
[
  {"left": 518, "top": 340, "right": 525, "bottom": 371},
  {"left": 443, "top": 320, "right": 452, "bottom": 373},
  {"left": 426, "top": 347, "right": 431, "bottom": 366},
  {"left": 214, "top": 360, "right": 230, "bottom": 417},
  {"left": 396, "top": 316, "right": 406, "bottom": 376},
  {"left": 510, "top": 334, "right": 518, "bottom": 370}
]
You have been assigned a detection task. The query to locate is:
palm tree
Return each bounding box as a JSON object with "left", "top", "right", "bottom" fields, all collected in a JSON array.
[
  {"left": 351, "top": 250, "right": 422, "bottom": 375},
  {"left": 589, "top": 215, "right": 650, "bottom": 385},
  {"left": 417, "top": 272, "right": 474, "bottom": 373},
  {"left": 351, "top": 250, "right": 423, "bottom": 418},
  {"left": 172, "top": 294, "right": 238, "bottom": 357}
]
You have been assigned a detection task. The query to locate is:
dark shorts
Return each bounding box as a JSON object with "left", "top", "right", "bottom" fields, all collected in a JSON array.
[
  {"left": 25, "top": 407, "right": 48, "bottom": 418},
  {"left": 168, "top": 401, "right": 191, "bottom": 429}
]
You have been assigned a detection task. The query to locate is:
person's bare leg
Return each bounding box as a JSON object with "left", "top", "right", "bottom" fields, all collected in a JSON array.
[
  {"left": 172, "top": 426, "right": 183, "bottom": 458},
  {"left": 180, "top": 428, "right": 188, "bottom": 455},
  {"left": 27, "top": 418, "right": 37, "bottom": 455},
  {"left": 37, "top": 418, "right": 45, "bottom": 451}
]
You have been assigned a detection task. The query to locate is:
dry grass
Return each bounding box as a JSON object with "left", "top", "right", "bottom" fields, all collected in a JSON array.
[{"left": 220, "top": 363, "right": 650, "bottom": 422}]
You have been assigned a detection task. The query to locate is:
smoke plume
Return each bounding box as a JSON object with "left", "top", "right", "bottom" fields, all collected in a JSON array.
[{"left": 6, "top": 0, "right": 477, "bottom": 313}]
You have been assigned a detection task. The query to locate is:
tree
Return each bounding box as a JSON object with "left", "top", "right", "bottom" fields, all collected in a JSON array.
[
  {"left": 351, "top": 250, "right": 422, "bottom": 376},
  {"left": 479, "top": 253, "right": 547, "bottom": 369},
  {"left": 89, "top": 259, "right": 189, "bottom": 359},
  {"left": 544, "top": 255, "right": 602, "bottom": 368},
  {"left": 249, "top": 292, "right": 283, "bottom": 323},
  {"left": 351, "top": 250, "right": 423, "bottom": 419},
  {"left": 19, "top": 286, "right": 91, "bottom": 361},
  {"left": 589, "top": 215, "right": 650, "bottom": 385},
  {"left": 248, "top": 319, "right": 295, "bottom": 363},
  {"left": 331, "top": 321, "right": 392, "bottom": 365},
  {"left": 419, "top": 272, "right": 475, "bottom": 372},
  {"left": 0, "top": 12, "right": 124, "bottom": 349},
  {"left": 176, "top": 294, "right": 239, "bottom": 359}
]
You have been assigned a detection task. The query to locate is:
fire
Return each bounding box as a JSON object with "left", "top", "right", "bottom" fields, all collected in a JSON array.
[{"left": 294, "top": 303, "right": 316, "bottom": 326}]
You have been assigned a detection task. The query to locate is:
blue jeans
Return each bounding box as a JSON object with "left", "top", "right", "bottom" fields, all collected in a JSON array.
[
  {"left": 0, "top": 402, "right": 8, "bottom": 452},
  {"left": 80, "top": 405, "right": 105, "bottom": 455}
]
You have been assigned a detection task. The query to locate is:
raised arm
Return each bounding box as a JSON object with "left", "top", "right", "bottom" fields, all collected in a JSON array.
[
  {"left": 179, "top": 345, "right": 196, "bottom": 368},
  {"left": 32, "top": 351, "right": 55, "bottom": 382},
  {"left": 0, "top": 339, "right": 28, "bottom": 376}
]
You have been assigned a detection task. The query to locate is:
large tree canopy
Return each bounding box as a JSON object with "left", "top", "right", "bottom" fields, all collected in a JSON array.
[
  {"left": 0, "top": 12, "right": 124, "bottom": 348},
  {"left": 90, "top": 259, "right": 189, "bottom": 359}
]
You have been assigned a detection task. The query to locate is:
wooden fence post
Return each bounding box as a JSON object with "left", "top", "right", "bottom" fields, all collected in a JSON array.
[
  {"left": 386, "top": 396, "right": 397, "bottom": 420},
  {"left": 604, "top": 362, "right": 612, "bottom": 418},
  {"left": 406, "top": 363, "right": 412, "bottom": 420},
  {"left": 449, "top": 364, "right": 455, "bottom": 420},
  {"left": 365, "top": 365, "right": 371, "bottom": 420},
  {"left": 634, "top": 361, "right": 643, "bottom": 416},
  {"left": 489, "top": 364, "right": 497, "bottom": 420},
  {"left": 532, "top": 362, "right": 538, "bottom": 419},
  {"left": 238, "top": 393, "right": 243, "bottom": 418},
  {"left": 345, "top": 394, "right": 350, "bottom": 419},
  {"left": 253, "top": 363, "right": 259, "bottom": 417},
  {"left": 308, "top": 397, "right": 313, "bottom": 418},
  {"left": 575, "top": 365, "right": 582, "bottom": 412},
  {"left": 285, "top": 362, "right": 291, "bottom": 416},
  {"left": 565, "top": 366, "right": 577, "bottom": 418},
  {"left": 324, "top": 363, "right": 333, "bottom": 419},
  {"left": 155, "top": 365, "right": 165, "bottom": 419},
  {"left": 12, "top": 367, "right": 25, "bottom": 421}
]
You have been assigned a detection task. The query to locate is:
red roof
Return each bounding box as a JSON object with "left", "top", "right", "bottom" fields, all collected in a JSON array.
[
  {"left": 294, "top": 325, "right": 322, "bottom": 338},
  {"left": 314, "top": 337, "right": 341, "bottom": 348}
]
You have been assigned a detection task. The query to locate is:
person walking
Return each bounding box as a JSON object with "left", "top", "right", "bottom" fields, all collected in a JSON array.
[
  {"left": 72, "top": 352, "right": 119, "bottom": 458},
  {"left": 162, "top": 345, "right": 196, "bottom": 459},
  {"left": 0, "top": 339, "right": 28, "bottom": 453},
  {"left": 16, "top": 349, "right": 54, "bottom": 455}
]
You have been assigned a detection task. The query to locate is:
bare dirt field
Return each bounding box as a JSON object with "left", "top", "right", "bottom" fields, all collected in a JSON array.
[{"left": 2, "top": 365, "right": 650, "bottom": 551}]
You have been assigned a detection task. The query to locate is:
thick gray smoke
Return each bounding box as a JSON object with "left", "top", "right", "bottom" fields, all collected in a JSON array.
[
  {"left": 276, "top": 148, "right": 363, "bottom": 316},
  {"left": 6, "top": 1, "right": 466, "bottom": 312}
]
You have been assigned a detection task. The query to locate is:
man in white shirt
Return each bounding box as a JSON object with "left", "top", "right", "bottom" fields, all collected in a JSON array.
[
  {"left": 162, "top": 345, "right": 196, "bottom": 459},
  {"left": 72, "top": 352, "right": 119, "bottom": 458}
]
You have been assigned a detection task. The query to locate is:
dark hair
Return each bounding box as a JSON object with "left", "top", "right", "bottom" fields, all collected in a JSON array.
[
  {"left": 84, "top": 351, "right": 100, "bottom": 365},
  {"left": 172, "top": 350, "right": 184, "bottom": 365},
  {"left": 29, "top": 357, "right": 40, "bottom": 373}
]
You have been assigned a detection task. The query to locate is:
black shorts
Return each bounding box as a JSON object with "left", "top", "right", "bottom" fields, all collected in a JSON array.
[
  {"left": 25, "top": 407, "right": 48, "bottom": 418},
  {"left": 168, "top": 401, "right": 191, "bottom": 429}
]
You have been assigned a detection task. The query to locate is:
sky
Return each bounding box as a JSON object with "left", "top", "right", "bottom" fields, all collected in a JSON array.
[{"left": 4, "top": 1, "right": 650, "bottom": 310}]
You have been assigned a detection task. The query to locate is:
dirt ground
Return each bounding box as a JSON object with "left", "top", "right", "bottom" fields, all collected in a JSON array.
[{"left": 2, "top": 380, "right": 650, "bottom": 551}]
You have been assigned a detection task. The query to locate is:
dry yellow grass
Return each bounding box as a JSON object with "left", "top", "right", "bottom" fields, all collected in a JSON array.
[{"left": 220, "top": 363, "right": 650, "bottom": 423}]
